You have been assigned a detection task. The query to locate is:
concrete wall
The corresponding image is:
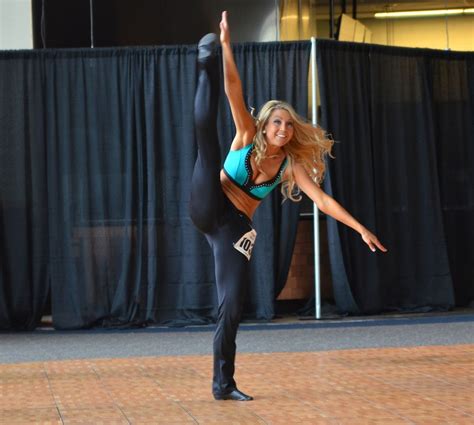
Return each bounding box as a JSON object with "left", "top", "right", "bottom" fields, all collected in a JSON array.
[
  {"left": 361, "top": 15, "right": 474, "bottom": 51},
  {"left": 317, "top": 14, "right": 473, "bottom": 51},
  {"left": 219, "top": 0, "right": 279, "bottom": 42},
  {"left": 0, "top": 0, "right": 33, "bottom": 49}
]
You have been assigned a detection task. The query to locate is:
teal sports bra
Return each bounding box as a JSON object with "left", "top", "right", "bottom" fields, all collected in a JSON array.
[{"left": 222, "top": 143, "right": 288, "bottom": 200}]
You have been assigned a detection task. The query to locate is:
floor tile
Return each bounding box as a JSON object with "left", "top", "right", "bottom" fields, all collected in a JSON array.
[
  {"left": 0, "top": 344, "right": 472, "bottom": 424},
  {"left": 0, "top": 408, "right": 61, "bottom": 424},
  {"left": 60, "top": 407, "right": 128, "bottom": 424}
]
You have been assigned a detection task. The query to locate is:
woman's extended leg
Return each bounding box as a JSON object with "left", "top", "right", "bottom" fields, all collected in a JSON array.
[{"left": 189, "top": 34, "right": 224, "bottom": 233}]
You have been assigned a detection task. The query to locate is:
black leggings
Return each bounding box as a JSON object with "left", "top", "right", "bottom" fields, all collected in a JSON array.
[{"left": 189, "top": 58, "right": 255, "bottom": 396}]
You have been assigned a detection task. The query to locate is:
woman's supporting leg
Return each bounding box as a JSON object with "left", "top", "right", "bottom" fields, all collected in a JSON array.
[
  {"left": 189, "top": 34, "right": 224, "bottom": 234},
  {"left": 209, "top": 212, "right": 254, "bottom": 401}
]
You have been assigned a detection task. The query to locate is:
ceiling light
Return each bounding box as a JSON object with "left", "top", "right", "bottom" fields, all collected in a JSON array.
[
  {"left": 375, "top": 8, "right": 473, "bottom": 19},
  {"left": 281, "top": 15, "right": 310, "bottom": 20}
]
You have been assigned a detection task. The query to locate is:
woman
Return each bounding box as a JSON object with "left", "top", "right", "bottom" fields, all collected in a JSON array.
[{"left": 189, "top": 11, "right": 387, "bottom": 401}]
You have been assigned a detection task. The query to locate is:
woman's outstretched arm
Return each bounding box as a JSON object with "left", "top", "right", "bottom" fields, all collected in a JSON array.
[
  {"left": 219, "top": 11, "right": 255, "bottom": 149},
  {"left": 293, "top": 163, "right": 388, "bottom": 253}
]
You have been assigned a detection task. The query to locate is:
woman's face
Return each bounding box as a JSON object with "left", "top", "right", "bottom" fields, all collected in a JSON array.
[{"left": 263, "top": 109, "right": 294, "bottom": 149}]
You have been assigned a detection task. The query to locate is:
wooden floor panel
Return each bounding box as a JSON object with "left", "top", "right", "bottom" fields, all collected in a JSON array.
[{"left": 0, "top": 344, "right": 472, "bottom": 424}]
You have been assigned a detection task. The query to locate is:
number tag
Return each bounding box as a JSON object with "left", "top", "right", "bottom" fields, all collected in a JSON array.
[{"left": 233, "top": 229, "right": 257, "bottom": 261}]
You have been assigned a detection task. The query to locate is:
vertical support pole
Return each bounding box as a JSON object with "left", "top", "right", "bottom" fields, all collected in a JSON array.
[
  {"left": 329, "top": 0, "right": 334, "bottom": 38},
  {"left": 275, "top": 0, "right": 280, "bottom": 41},
  {"left": 298, "top": 0, "right": 302, "bottom": 39},
  {"left": 90, "top": 0, "right": 94, "bottom": 48},
  {"left": 311, "top": 37, "right": 321, "bottom": 320},
  {"left": 41, "top": 0, "right": 47, "bottom": 48},
  {"left": 341, "top": 0, "right": 347, "bottom": 14}
]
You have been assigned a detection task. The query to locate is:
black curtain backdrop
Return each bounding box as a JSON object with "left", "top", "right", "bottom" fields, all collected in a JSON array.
[
  {"left": 317, "top": 40, "right": 474, "bottom": 314},
  {"left": 0, "top": 42, "right": 310, "bottom": 330}
]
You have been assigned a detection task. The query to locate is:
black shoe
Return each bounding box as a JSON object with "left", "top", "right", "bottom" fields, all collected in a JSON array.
[
  {"left": 214, "top": 389, "right": 253, "bottom": 401},
  {"left": 198, "top": 33, "right": 218, "bottom": 64}
]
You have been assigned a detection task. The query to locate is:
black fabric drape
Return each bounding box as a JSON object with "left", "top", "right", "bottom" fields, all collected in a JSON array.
[
  {"left": 317, "top": 40, "right": 474, "bottom": 314},
  {"left": 0, "top": 53, "right": 49, "bottom": 330},
  {"left": 0, "top": 42, "right": 310, "bottom": 330}
]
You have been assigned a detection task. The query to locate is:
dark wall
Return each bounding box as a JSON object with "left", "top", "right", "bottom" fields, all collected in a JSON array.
[
  {"left": 32, "top": 0, "right": 92, "bottom": 47},
  {"left": 32, "top": 0, "right": 278, "bottom": 48},
  {"left": 32, "top": 0, "right": 215, "bottom": 48}
]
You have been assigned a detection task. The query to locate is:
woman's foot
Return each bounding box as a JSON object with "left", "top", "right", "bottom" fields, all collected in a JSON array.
[
  {"left": 213, "top": 388, "right": 253, "bottom": 401},
  {"left": 198, "top": 33, "right": 218, "bottom": 65}
]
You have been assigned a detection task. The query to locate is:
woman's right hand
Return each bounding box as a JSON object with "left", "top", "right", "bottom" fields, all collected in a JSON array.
[
  {"left": 361, "top": 228, "right": 388, "bottom": 253},
  {"left": 220, "top": 11, "right": 230, "bottom": 45}
]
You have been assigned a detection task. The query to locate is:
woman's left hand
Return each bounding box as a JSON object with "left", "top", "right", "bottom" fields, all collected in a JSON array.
[
  {"left": 361, "top": 229, "right": 388, "bottom": 253},
  {"left": 220, "top": 11, "right": 230, "bottom": 45}
]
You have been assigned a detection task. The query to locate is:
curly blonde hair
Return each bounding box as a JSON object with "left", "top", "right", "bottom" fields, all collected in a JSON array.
[{"left": 253, "top": 100, "right": 334, "bottom": 202}]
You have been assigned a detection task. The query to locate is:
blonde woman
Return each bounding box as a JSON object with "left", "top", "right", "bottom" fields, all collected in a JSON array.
[{"left": 189, "top": 11, "right": 387, "bottom": 401}]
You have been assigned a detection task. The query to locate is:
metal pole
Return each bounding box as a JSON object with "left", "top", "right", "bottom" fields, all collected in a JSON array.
[
  {"left": 90, "top": 0, "right": 94, "bottom": 48},
  {"left": 329, "top": 0, "right": 334, "bottom": 38},
  {"left": 41, "top": 0, "right": 47, "bottom": 48},
  {"left": 311, "top": 37, "right": 321, "bottom": 320}
]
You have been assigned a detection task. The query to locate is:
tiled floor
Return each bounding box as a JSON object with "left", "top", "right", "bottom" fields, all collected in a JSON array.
[{"left": 0, "top": 344, "right": 472, "bottom": 424}]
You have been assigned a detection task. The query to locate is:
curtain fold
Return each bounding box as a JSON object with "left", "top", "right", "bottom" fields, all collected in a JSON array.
[
  {"left": 0, "top": 53, "right": 49, "bottom": 330},
  {"left": 0, "top": 42, "right": 310, "bottom": 330},
  {"left": 317, "top": 40, "right": 474, "bottom": 313}
]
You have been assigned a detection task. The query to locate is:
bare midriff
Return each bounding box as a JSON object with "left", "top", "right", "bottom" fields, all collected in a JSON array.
[{"left": 220, "top": 170, "right": 260, "bottom": 220}]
